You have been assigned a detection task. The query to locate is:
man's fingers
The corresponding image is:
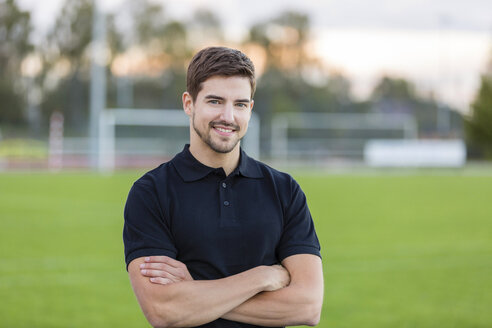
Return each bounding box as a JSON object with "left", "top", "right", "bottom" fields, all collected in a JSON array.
[
  {"left": 141, "top": 269, "right": 182, "bottom": 282},
  {"left": 140, "top": 262, "right": 186, "bottom": 279},
  {"left": 149, "top": 277, "right": 172, "bottom": 285},
  {"left": 145, "top": 256, "right": 184, "bottom": 268},
  {"left": 141, "top": 256, "right": 193, "bottom": 281}
]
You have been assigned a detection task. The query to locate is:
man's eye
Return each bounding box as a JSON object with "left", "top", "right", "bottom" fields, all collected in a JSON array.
[
  {"left": 236, "top": 103, "right": 248, "bottom": 108},
  {"left": 208, "top": 100, "right": 220, "bottom": 104}
]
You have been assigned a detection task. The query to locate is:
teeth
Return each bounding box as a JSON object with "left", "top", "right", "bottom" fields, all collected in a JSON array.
[{"left": 216, "top": 127, "right": 233, "bottom": 133}]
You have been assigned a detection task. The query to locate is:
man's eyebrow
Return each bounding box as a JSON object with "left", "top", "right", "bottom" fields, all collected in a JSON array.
[
  {"left": 204, "top": 95, "right": 251, "bottom": 103},
  {"left": 204, "top": 95, "right": 225, "bottom": 101}
]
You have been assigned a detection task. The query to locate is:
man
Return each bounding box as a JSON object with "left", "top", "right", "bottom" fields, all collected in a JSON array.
[{"left": 123, "top": 46, "right": 323, "bottom": 328}]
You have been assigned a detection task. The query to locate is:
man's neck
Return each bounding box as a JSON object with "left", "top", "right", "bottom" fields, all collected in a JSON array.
[{"left": 188, "top": 143, "right": 240, "bottom": 177}]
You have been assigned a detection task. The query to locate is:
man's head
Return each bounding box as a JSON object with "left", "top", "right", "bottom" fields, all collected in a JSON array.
[
  {"left": 183, "top": 47, "right": 256, "bottom": 155},
  {"left": 186, "top": 46, "right": 256, "bottom": 103}
]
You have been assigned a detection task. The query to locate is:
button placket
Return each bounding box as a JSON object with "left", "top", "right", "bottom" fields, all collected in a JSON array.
[{"left": 219, "top": 179, "right": 237, "bottom": 227}]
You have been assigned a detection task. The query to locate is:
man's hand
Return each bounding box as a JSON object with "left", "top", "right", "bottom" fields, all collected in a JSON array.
[
  {"left": 264, "top": 264, "right": 291, "bottom": 291},
  {"left": 140, "top": 257, "right": 290, "bottom": 291},
  {"left": 139, "top": 256, "right": 194, "bottom": 284}
]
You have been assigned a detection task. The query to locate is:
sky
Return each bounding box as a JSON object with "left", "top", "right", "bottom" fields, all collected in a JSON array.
[{"left": 18, "top": 0, "right": 492, "bottom": 113}]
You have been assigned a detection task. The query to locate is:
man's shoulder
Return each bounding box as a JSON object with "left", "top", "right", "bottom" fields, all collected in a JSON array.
[
  {"left": 133, "top": 160, "right": 175, "bottom": 188},
  {"left": 250, "top": 157, "right": 296, "bottom": 186}
]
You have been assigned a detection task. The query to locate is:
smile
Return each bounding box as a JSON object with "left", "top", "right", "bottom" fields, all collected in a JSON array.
[
  {"left": 212, "top": 126, "right": 236, "bottom": 137},
  {"left": 215, "top": 127, "right": 233, "bottom": 133}
]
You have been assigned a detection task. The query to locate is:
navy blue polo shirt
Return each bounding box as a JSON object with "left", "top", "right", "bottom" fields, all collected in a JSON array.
[{"left": 123, "top": 144, "right": 321, "bottom": 328}]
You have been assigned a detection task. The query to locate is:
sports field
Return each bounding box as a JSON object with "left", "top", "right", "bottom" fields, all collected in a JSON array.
[{"left": 1, "top": 171, "right": 491, "bottom": 327}]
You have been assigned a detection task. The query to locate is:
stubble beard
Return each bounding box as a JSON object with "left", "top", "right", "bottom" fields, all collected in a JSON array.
[{"left": 192, "top": 112, "right": 242, "bottom": 154}]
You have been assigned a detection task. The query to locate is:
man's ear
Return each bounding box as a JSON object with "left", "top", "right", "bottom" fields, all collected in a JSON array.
[
  {"left": 182, "top": 92, "right": 193, "bottom": 117},
  {"left": 249, "top": 99, "right": 254, "bottom": 118}
]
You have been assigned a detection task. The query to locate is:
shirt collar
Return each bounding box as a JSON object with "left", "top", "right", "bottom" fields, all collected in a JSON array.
[
  {"left": 172, "top": 144, "right": 263, "bottom": 182},
  {"left": 237, "top": 147, "right": 264, "bottom": 179}
]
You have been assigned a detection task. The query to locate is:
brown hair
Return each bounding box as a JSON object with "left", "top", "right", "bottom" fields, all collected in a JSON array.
[{"left": 186, "top": 46, "right": 256, "bottom": 102}]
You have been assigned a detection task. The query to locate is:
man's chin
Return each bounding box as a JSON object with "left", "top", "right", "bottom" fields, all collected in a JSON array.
[
  {"left": 209, "top": 144, "right": 236, "bottom": 154},
  {"left": 208, "top": 140, "right": 239, "bottom": 154}
]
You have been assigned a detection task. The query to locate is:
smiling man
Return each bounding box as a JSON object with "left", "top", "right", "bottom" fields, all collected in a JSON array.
[{"left": 123, "top": 46, "right": 323, "bottom": 328}]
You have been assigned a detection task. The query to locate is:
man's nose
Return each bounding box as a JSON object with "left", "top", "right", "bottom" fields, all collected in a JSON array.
[{"left": 220, "top": 103, "right": 234, "bottom": 123}]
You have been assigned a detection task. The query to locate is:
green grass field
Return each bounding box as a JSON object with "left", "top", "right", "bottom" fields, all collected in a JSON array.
[{"left": 1, "top": 171, "right": 491, "bottom": 327}]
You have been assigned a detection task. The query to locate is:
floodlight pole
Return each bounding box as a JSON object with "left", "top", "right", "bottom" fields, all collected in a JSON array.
[
  {"left": 89, "top": 1, "right": 107, "bottom": 171},
  {"left": 436, "top": 14, "right": 451, "bottom": 136}
]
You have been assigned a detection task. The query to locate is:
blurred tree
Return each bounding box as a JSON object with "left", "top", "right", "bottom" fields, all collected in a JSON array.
[
  {"left": 248, "top": 11, "right": 316, "bottom": 74},
  {"left": 126, "top": 0, "right": 166, "bottom": 46},
  {"left": 189, "top": 8, "right": 224, "bottom": 47},
  {"left": 161, "top": 21, "right": 189, "bottom": 69},
  {"left": 120, "top": 0, "right": 190, "bottom": 63},
  {"left": 110, "top": 0, "right": 191, "bottom": 110},
  {"left": 0, "top": 79, "right": 25, "bottom": 126},
  {"left": 157, "top": 9, "right": 226, "bottom": 108},
  {"left": 0, "top": 0, "right": 32, "bottom": 75},
  {"left": 244, "top": 11, "right": 358, "bottom": 155},
  {"left": 41, "top": 0, "right": 94, "bottom": 132},
  {"left": 301, "top": 74, "right": 353, "bottom": 113},
  {"left": 40, "top": 0, "right": 121, "bottom": 134},
  {"left": 465, "top": 72, "right": 492, "bottom": 158},
  {"left": 0, "top": 0, "right": 32, "bottom": 126},
  {"left": 370, "top": 76, "right": 463, "bottom": 137},
  {"left": 47, "top": 0, "right": 93, "bottom": 65},
  {"left": 372, "top": 77, "right": 417, "bottom": 101},
  {"left": 245, "top": 10, "right": 353, "bottom": 119},
  {"left": 370, "top": 76, "right": 420, "bottom": 119}
]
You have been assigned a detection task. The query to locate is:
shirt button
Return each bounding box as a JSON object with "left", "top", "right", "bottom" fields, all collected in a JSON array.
[
  {"left": 222, "top": 182, "right": 227, "bottom": 188},
  {"left": 223, "top": 201, "right": 230, "bottom": 206}
]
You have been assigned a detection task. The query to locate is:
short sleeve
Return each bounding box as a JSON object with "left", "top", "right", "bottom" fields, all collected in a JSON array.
[
  {"left": 276, "top": 178, "right": 321, "bottom": 262},
  {"left": 123, "top": 181, "right": 177, "bottom": 270}
]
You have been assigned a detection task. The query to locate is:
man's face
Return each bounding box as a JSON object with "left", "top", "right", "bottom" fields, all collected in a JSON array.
[{"left": 186, "top": 76, "right": 253, "bottom": 154}]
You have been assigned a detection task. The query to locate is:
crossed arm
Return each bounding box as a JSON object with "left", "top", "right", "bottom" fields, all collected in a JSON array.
[{"left": 128, "top": 254, "right": 323, "bottom": 327}]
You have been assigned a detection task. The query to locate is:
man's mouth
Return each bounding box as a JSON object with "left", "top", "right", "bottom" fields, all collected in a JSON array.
[
  {"left": 210, "top": 122, "right": 239, "bottom": 136},
  {"left": 215, "top": 127, "right": 233, "bottom": 133}
]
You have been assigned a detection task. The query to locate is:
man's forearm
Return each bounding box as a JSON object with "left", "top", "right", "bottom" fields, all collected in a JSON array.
[
  {"left": 222, "top": 283, "right": 322, "bottom": 327},
  {"left": 129, "top": 259, "right": 289, "bottom": 328},
  {"left": 222, "top": 254, "right": 324, "bottom": 327},
  {"left": 145, "top": 269, "right": 265, "bottom": 327}
]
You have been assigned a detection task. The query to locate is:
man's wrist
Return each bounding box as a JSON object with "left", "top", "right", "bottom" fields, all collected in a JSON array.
[
  {"left": 254, "top": 265, "right": 290, "bottom": 292},
  {"left": 245, "top": 266, "right": 271, "bottom": 292}
]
